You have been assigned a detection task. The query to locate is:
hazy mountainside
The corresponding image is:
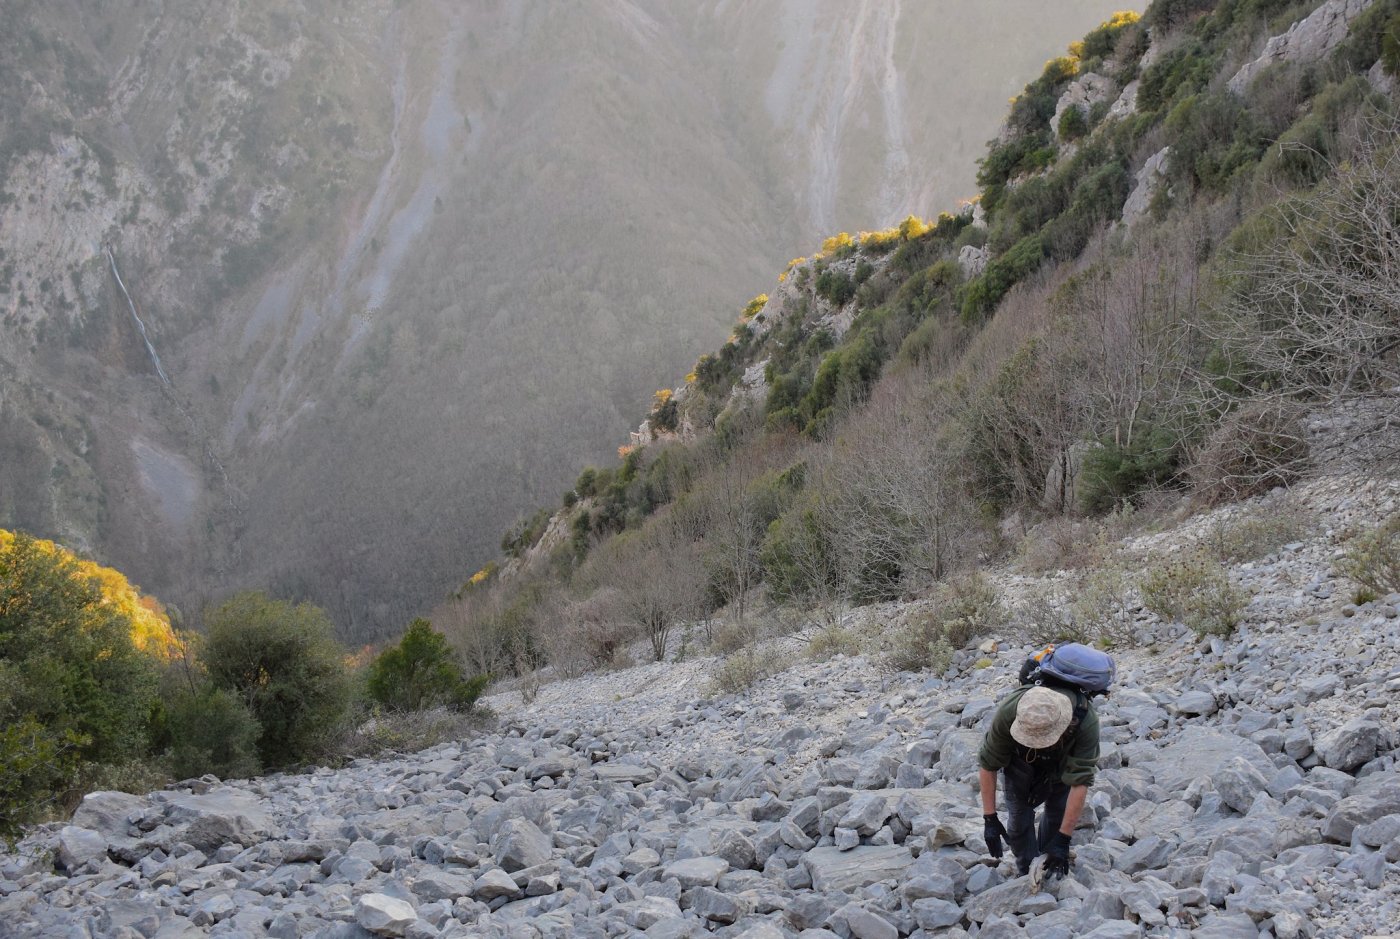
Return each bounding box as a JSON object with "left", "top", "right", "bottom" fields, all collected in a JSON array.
[{"left": 0, "top": 0, "right": 1135, "bottom": 640}]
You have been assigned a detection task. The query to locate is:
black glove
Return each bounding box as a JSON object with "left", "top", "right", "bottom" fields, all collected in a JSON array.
[
  {"left": 983, "top": 813, "right": 1009, "bottom": 859},
  {"left": 1045, "top": 831, "right": 1072, "bottom": 878}
]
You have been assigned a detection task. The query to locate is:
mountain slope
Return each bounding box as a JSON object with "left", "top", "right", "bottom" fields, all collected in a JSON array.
[{"left": 0, "top": 0, "right": 1137, "bottom": 637}]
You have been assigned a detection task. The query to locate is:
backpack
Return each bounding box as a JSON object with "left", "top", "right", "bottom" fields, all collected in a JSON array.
[{"left": 1018, "top": 642, "right": 1115, "bottom": 697}]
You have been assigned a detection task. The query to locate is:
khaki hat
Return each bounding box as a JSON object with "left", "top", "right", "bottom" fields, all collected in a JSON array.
[{"left": 1010, "top": 687, "right": 1073, "bottom": 749}]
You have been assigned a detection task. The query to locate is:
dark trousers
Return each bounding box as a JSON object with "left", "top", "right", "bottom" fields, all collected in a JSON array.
[{"left": 1002, "top": 757, "right": 1068, "bottom": 872}]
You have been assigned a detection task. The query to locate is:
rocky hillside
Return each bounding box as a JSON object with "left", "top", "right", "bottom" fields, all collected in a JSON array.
[
  {"left": 0, "top": 0, "right": 1135, "bottom": 639},
  {"left": 4, "top": 471, "right": 1398, "bottom": 937}
]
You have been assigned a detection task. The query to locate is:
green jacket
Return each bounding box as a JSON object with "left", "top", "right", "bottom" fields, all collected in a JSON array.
[{"left": 977, "top": 685, "right": 1100, "bottom": 787}]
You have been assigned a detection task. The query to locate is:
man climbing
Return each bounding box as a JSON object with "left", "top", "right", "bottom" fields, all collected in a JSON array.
[{"left": 977, "top": 643, "right": 1111, "bottom": 880}]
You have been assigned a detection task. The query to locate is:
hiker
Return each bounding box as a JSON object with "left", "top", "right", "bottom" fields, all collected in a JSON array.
[{"left": 977, "top": 643, "right": 1112, "bottom": 879}]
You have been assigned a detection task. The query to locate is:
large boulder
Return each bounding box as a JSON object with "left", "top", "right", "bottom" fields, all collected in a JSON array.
[
  {"left": 161, "top": 789, "right": 273, "bottom": 851},
  {"left": 1120, "top": 147, "right": 1170, "bottom": 229},
  {"left": 663, "top": 856, "right": 729, "bottom": 888},
  {"left": 1315, "top": 718, "right": 1383, "bottom": 772},
  {"left": 1216, "top": 756, "right": 1270, "bottom": 814},
  {"left": 1139, "top": 728, "right": 1273, "bottom": 798},
  {"left": 1321, "top": 775, "right": 1400, "bottom": 843},
  {"left": 1228, "top": 0, "right": 1375, "bottom": 93},
  {"left": 70, "top": 791, "right": 148, "bottom": 840}
]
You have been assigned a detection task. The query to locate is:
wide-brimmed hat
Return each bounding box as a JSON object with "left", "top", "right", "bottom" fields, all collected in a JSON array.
[{"left": 1010, "top": 686, "right": 1073, "bottom": 749}]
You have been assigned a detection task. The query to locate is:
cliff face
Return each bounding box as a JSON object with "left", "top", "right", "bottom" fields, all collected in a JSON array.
[{"left": 0, "top": 0, "right": 1138, "bottom": 637}]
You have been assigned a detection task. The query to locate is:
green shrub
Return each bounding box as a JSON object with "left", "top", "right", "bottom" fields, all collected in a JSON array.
[
  {"left": 1137, "top": 41, "right": 1216, "bottom": 114},
  {"left": 1379, "top": 13, "right": 1400, "bottom": 74},
  {"left": 1145, "top": 0, "right": 1214, "bottom": 29},
  {"left": 1190, "top": 399, "right": 1308, "bottom": 505},
  {"left": 1341, "top": 515, "right": 1400, "bottom": 597},
  {"left": 761, "top": 497, "right": 839, "bottom": 604},
  {"left": 937, "top": 573, "right": 1006, "bottom": 649},
  {"left": 1069, "top": 567, "right": 1140, "bottom": 648},
  {"left": 1079, "top": 428, "right": 1181, "bottom": 512},
  {"left": 883, "top": 575, "right": 1003, "bottom": 672},
  {"left": 201, "top": 592, "right": 351, "bottom": 768},
  {"left": 338, "top": 707, "right": 488, "bottom": 760},
  {"left": 367, "top": 619, "right": 488, "bottom": 712},
  {"left": 1058, "top": 106, "right": 1089, "bottom": 141},
  {"left": 502, "top": 508, "right": 553, "bottom": 559},
  {"left": 709, "top": 620, "right": 753, "bottom": 655},
  {"left": 1139, "top": 550, "right": 1248, "bottom": 637},
  {"left": 162, "top": 687, "right": 261, "bottom": 780},
  {"left": 0, "top": 718, "right": 82, "bottom": 839},
  {"left": 959, "top": 234, "right": 1045, "bottom": 321},
  {"left": 815, "top": 267, "right": 857, "bottom": 305}
]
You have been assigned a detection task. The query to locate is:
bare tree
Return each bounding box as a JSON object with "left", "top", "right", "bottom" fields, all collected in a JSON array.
[
  {"left": 584, "top": 510, "right": 707, "bottom": 662},
  {"left": 1210, "top": 118, "right": 1400, "bottom": 401},
  {"left": 820, "top": 371, "right": 987, "bottom": 599}
]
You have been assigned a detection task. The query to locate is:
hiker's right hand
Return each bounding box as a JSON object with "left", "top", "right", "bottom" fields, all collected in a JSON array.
[{"left": 983, "top": 813, "right": 1008, "bottom": 859}]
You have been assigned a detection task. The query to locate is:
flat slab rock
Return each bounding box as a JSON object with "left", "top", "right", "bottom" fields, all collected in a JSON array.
[
  {"left": 1138, "top": 727, "right": 1274, "bottom": 797},
  {"left": 802, "top": 844, "right": 915, "bottom": 893},
  {"left": 592, "top": 764, "right": 658, "bottom": 784}
]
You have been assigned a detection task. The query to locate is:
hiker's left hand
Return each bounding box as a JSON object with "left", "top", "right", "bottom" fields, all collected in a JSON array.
[{"left": 1045, "top": 831, "right": 1072, "bottom": 878}]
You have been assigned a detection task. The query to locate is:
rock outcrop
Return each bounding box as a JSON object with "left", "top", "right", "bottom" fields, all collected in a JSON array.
[
  {"left": 1120, "top": 147, "right": 1171, "bottom": 228},
  {"left": 1228, "top": 0, "right": 1376, "bottom": 93}
]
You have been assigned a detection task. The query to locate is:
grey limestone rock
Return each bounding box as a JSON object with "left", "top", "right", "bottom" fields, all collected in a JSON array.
[
  {"left": 836, "top": 902, "right": 899, "bottom": 939},
  {"left": 1078, "top": 922, "right": 1143, "bottom": 939},
  {"left": 55, "top": 825, "right": 108, "bottom": 871},
  {"left": 1228, "top": 0, "right": 1375, "bottom": 93},
  {"left": 802, "top": 845, "right": 914, "bottom": 893},
  {"left": 355, "top": 893, "right": 418, "bottom": 937},
  {"left": 161, "top": 789, "right": 273, "bottom": 851},
  {"left": 70, "top": 791, "right": 147, "bottom": 840},
  {"left": 963, "top": 877, "right": 1033, "bottom": 924},
  {"left": 494, "top": 817, "right": 552, "bottom": 872},
  {"left": 686, "top": 885, "right": 746, "bottom": 924},
  {"left": 1171, "top": 691, "right": 1218, "bottom": 717},
  {"left": 837, "top": 791, "right": 892, "bottom": 835},
  {"left": 410, "top": 869, "right": 476, "bottom": 902},
  {"left": 1215, "top": 756, "right": 1270, "bottom": 814},
  {"left": 473, "top": 867, "right": 522, "bottom": 901},
  {"left": 911, "top": 897, "right": 963, "bottom": 929},
  {"left": 663, "top": 856, "right": 729, "bottom": 888},
  {"left": 1315, "top": 718, "right": 1383, "bottom": 772}
]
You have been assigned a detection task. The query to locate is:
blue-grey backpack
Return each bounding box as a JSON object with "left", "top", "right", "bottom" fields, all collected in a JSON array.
[{"left": 1021, "top": 642, "right": 1115, "bottom": 697}]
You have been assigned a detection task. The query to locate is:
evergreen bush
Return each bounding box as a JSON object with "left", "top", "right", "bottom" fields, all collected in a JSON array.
[
  {"left": 1078, "top": 429, "right": 1180, "bottom": 512},
  {"left": 162, "top": 687, "right": 261, "bottom": 781},
  {"left": 201, "top": 593, "right": 351, "bottom": 768},
  {"left": 367, "top": 619, "right": 488, "bottom": 712}
]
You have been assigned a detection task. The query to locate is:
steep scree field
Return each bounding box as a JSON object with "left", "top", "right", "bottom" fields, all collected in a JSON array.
[{"left": 3, "top": 473, "right": 1399, "bottom": 937}]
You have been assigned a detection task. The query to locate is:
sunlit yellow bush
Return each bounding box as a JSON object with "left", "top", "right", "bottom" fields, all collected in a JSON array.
[{"left": 0, "top": 529, "right": 179, "bottom": 659}]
